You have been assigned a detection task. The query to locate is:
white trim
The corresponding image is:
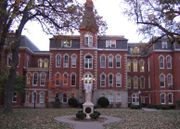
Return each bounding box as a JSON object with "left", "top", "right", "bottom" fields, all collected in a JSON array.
[
  {"left": 100, "top": 73, "right": 106, "bottom": 87},
  {"left": 160, "top": 93, "right": 166, "bottom": 105},
  {"left": 159, "top": 73, "right": 165, "bottom": 88},
  {"left": 159, "top": 55, "right": 165, "bottom": 69},
  {"left": 100, "top": 54, "right": 106, "bottom": 68},
  {"left": 70, "top": 72, "right": 77, "bottom": 87},
  {"left": 108, "top": 54, "right": 114, "bottom": 68},
  {"left": 167, "top": 93, "right": 173, "bottom": 104},
  {"left": 55, "top": 54, "right": 61, "bottom": 68},
  {"left": 115, "top": 54, "right": 121, "bottom": 68}
]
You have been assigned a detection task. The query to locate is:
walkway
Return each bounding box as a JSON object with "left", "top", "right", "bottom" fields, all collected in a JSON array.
[{"left": 55, "top": 115, "right": 121, "bottom": 129}]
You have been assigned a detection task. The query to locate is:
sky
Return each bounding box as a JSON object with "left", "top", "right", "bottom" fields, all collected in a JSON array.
[{"left": 22, "top": 0, "right": 143, "bottom": 51}]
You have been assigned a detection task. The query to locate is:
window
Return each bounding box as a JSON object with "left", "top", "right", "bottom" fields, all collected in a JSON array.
[
  {"left": 39, "top": 91, "right": 45, "bottom": 104},
  {"left": 133, "top": 59, "right": 138, "bottom": 72},
  {"left": 160, "top": 93, "right": 166, "bottom": 104},
  {"left": 38, "top": 59, "right": 43, "bottom": 68},
  {"left": 139, "top": 60, "right": 145, "bottom": 72},
  {"left": 55, "top": 73, "right": 61, "bottom": 86},
  {"left": 162, "top": 41, "right": 168, "bottom": 49},
  {"left": 71, "top": 73, "right": 76, "bottom": 86},
  {"left": 127, "top": 59, "right": 131, "bottom": 72},
  {"left": 84, "top": 34, "right": 93, "bottom": 47},
  {"left": 62, "top": 93, "right": 68, "bottom": 103},
  {"left": 31, "top": 92, "right": 37, "bottom": 103},
  {"left": 140, "top": 76, "right": 145, "bottom": 89},
  {"left": 108, "top": 73, "right": 113, "bottom": 87},
  {"left": 32, "top": 72, "right": 38, "bottom": 86},
  {"left": 115, "top": 55, "right": 121, "bottom": 68},
  {"left": 84, "top": 55, "right": 93, "bottom": 69},
  {"left": 71, "top": 54, "right": 77, "bottom": 68},
  {"left": 127, "top": 76, "right": 131, "bottom": 89},
  {"left": 159, "top": 55, "right": 164, "bottom": 69},
  {"left": 132, "top": 93, "right": 139, "bottom": 105},
  {"left": 167, "top": 93, "right": 173, "bottom": 104},
  {"left": 100, "top": 55, "right": 106, "bottom": 68},
  {"left": 55, "top": 54, "right": 61, "bottom": 67},
  {"left": 26, "top": 72, "right": 31, "bottom": 85},
  {"left": 12, "top": 92, "right": 17, "bottom": 102},
  {"left": 26, "top": 55, "right": 29, "bottom": 67},
  {"left": 100, "top": 73, "right": 106, "bottom": 87},
  {"left": 108, "top": 55, "right": 113, "bottom": 68},
  {"left": 62, "top": 40, "right": 72, "bottom": 47},
  {"left": 40, "top": 72, "right": 46, "bottom": 86},
  {"left": 166, "top": 55, "right": 172, "bottom": 69},
  {"left": 106, "top": 40, "right": 116, "bottom": 48},
  {"left": 63, "top": 54, "right": 69, "bottom": 68},
  {"left": 116, "top": 73, "right": 122, "bottom": 87},
  {"left": 44, "top": 59, "right": 49, "bottom": 68},
  {"left": 63, "top": 73, "right": 68, "bottom": 85},
  {"left": 7, "top": 54, "right": 12, "bottom": 66},
  {"left": 159, "top": 73, "right": 165, "bottom": 87},
  {"left": 133, "top": 76, "right": 138, "bottom": 89},
  {"left": 83, "top": 74, "right": 93, "bottom": 84},
  {"left": 167, "top": 74, "right": 173, "bottom": 87}
]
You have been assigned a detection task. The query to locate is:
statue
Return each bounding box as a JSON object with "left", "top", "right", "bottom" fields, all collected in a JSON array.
[{"left": 84, "top": 84, "right": 92, "bottom": 102}]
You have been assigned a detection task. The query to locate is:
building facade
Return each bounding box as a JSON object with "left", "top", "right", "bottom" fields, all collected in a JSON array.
[{"left": 1, "top": 0, "right": 180, "bottom": 108}]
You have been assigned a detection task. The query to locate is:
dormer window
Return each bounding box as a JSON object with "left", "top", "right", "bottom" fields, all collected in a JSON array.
[
  {"left": 62, "top": 40, "right": 72, "bottom": 47},
  {"left": 84, "top": 34, "right": 93, "bottom": 47},
  {"left": 162, "top": 41, "right": 168, "bottom": 49},
  {"left": 106, "top": 40, "right": 116, "bottom": 48}
]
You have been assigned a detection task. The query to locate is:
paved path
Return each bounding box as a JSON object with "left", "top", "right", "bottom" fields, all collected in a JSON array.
[{"left": 55, "top": 115, "right": 121, "bottom": 129}]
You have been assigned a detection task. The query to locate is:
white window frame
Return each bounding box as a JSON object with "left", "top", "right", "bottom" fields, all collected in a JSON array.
[
  {"left": 70, "top": 73, "right": 76, "bottom": 86},
  {"left": 31, "top": 92, "right": 37, "bottom": 104},
  {"left": 133, "top": 76, "right": 138, "bottom": 89},
  {"left": 139, "top": 59, "right": 145, "bottom": 72},
  {"left": 167, "top": 93, "right": 173, "bottom": 104},
  {"left": 55, "top": 54, "right": 61, "bottom": 68},
  {"left": 39, "top": 91, "right": 45, "bottom": 104},
  {"left": 166, "top": 55, "right": 172, "bottom": 69},
  {"left": 160, "top": 93, "right": 166, "bottom": 104},
  {"left": 159, "top": 55, "right": 164, "bottom": 69},
  {"left": 32, "top": 72, "right": 38, "bottom": 86},
  {"left": 40, "top": 72, "right": 46, "bottom": 86},
  {"left": 38, "top": 58, "right": 43, "bottom": 68},
  {"left": 106, "top": 40, "right": 116, "bottom": 48},
  {"left": 55, "top": 72, "right": 61, "bottom": 86},
  {"left": 71, "top": 54, "right": 77, "bottom": 68},
  {"left": 133, "top": 59, "right": 138, "bottom": 72},
  {"left": 63, "top": 54, "right": 69, "bottom": 68},
  {"left": 115, "top": 55, "right": 121, "bottom": 68},
  {"left": 26, "top": 72, "right": 31, "bottom": 85},
  {"left": 84, "top": 55, "right": 93, "bottom": 69},
  {"left": 108, "top": 73, "right": 114, "bottom": 87},
  {"left": 162, "top": 41, "right": 168, "bottom": 49},
  {"left": 108, "top": 55, "right": 113, "bottom": 68},
  {"left": 44, "top": 58, "right": 49, "bottom": 68},
  {"left": 116, "top": 73, "right": 122, "bottom": 87},
  {"left": 159, "top": 73, "right": 165, "bottom": 88},
  {"left": 100, "top": 55, "right": 106, "bottom": 68},
  {"left": 127, "top": 59, "right": 131, "bottom": 72},
  {"left": 63, "top": 73, "right": 68, "bottom": 85},
  {"left": 167, "top": 73, "right": 173, "bottom": 87},
  {"left": 140, "top": 76, "right": 145, "bottom": 89},
  {"left": 100, "top": 73, "right": 106, "bottom": 87},
  {"left": 84, "top": 34, "right": 93, "bottom": 47}
]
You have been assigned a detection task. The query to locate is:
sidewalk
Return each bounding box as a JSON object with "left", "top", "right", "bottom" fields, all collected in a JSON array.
[{"left": 55, "top": 115, "right": 121, "bottom": 129}]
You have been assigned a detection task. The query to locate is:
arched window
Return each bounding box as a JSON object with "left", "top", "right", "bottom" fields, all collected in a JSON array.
[
  {"left": 159, "top": 55, "right": 164, "bottom": 69},
  {"left": 32, "top": 72, "right": 38, "bottom": 86},
  {"left": 116, "top": 73, "right": 122, "bottom": 87},
  {"left": 127, "top": 76, "right": 131, "bottom": 89},
  {"left": 108, "top": 55, "right": 113, "bottom": 68},
  {"left": 100, "top": 73, "right": 106, "bottom": 87},
  {"left": 108, "top": 73, "right": 113, "bottom": 87},
  {"left": 140, "top": 76, "right": 145, "bottom": 89},
  {"left": 55, "top": 73, "right": 61, "bottom": 86},
  {"left": 55, "top": 54, "right": 61, "bottom": 67},
  {"left": 133, "top": 59, "right": 138, "bottom": 72},
  {"left": 31, "top": 92, "right": 37, "bottom": 103},
  {"left": 115, "top": 55, "right": 121, "bottom": 68},
  {"left": 127, "top": 59, "right": 131, "bottom": 72},
  {"left": 160, "top": 93, "right": 166, "bottom": 104},
  {"left": 133, "top": 76, "right": 138, "bottom": 89},
  {"left": 40, "top": 72, "right": 46, "bottom": 86},
  {"left": 26, "top": 72, "right": 31, "bottom": 85},
  {"left": 167, "top": 93, "right": 173, "bottom": 104},
  {"left": 38, "top": 59, "right": 43, "bottom": 68},
  {"left": 167, "top": 73, "right": 173, "bottom": 87},
  {"left": 39, "top": 91, "right": 45, "bottom": 104},
  {"left": 71, "top": 54, "right": 77, "bottom": 68},
  {"left": 71, "top": 73, "right": 76, "bottom": 86},
  {"left": 62, "top": 93, "right": 68, "bottom": 103},
  {"left": 139, "top": 60, "right": 145, "bottom": 72},
  {"left": 44, "top": 58, "right": 49, "bottom": 68},
  {"left": 166, "top": 55, "right": 172, "bottom": 69},
  {"left": 84, "top": 33, "right": 93, "bottom": 47},
  {"left": 63, "top": 73, "right": 68, "bottom": 85},
  {"left": 63, "top": 54, "right": 69, "bottom": 68},
  {"left": 159, "top": 73, "right": 165, "bottom": 87},
  {"left": 100, "top": 55, "right": 106, "bottom": 68},
  {"left": 84, "top": 55, "right": 93, "bottom": 69}
]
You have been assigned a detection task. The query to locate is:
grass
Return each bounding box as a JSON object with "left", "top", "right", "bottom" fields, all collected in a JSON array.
[{"left": 0, "top": 108, "right": 180, "bottom": 129}]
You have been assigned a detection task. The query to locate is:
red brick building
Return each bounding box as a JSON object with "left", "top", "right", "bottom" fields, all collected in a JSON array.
[{"left": 1, "top": 0, "right": 180, "bottom": 108}]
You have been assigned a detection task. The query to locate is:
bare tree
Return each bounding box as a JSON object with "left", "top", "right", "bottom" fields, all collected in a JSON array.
[
  {"left": 123, "top": 0, "right": 180, "bottom": 43},
  {"left": 1, "top": 0, "right": 107, "bottom": 113}
]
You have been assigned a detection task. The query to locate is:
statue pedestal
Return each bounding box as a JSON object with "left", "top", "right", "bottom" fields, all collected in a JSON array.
[{"left": 83, "top": 102, "right": 94, "bottom": 119}]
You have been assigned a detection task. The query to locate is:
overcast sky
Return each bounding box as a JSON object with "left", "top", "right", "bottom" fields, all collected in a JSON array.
[{"left": 22, "top": 0, "right": 143, "bottom": 50}]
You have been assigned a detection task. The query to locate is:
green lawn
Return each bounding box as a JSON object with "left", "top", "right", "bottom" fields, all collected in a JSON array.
[{"left": 0, "top": 108, "right": 180, "bottom": 129}]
